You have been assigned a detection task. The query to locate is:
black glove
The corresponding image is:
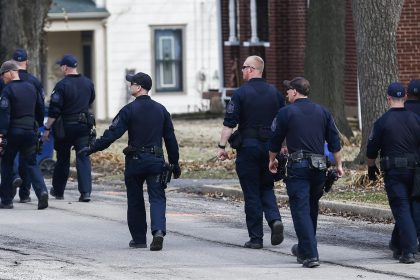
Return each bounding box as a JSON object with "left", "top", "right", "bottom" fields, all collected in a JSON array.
[
  {"left": 368, "top": 165, "right": 380, "bottom": 181},
  {"left": 173, "top": 164, "right": 181, "bottom": 179},
  {"left": 77, "top": 146, "right": 92, "bottom": 157}
]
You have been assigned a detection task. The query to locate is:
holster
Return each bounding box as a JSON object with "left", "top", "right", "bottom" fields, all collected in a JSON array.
[
  {"left": 52, "top": 116, "right": 66, "bottom": 140},
  {"left": 308, "top": 154, "right": 328, "bottom": 171},
  {"left": 324, "top": 169, "right": 338, "bottom": 193},
  {"left": 273, "top": 153, "right": 288, "bottom": 182},
  {"left": 88, "top": 127, "right": 97, "bottom": 147},
  {"left": 0, "top": 138, "right": 7, "bottom": 157},
  {"left": 36, "top": 132, "right": 43, "bottom": 154},
  {"left": 412, "top": 166, "right": 420, "bottom": 199},
  {"left": 160, "top": 163, "right": 174, "bottom": 189},
  {"left": 228, "top": 130, "right": 242, "bottom": 149}
]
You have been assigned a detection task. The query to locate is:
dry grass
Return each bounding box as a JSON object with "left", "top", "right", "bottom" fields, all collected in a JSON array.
[{"left": 89, "top": 117, "right": 387, "bottom": 206}]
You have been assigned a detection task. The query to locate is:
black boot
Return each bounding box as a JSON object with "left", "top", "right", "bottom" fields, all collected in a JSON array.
[{"left": 150, "top": 230, "right": 164, "bottom": 251}]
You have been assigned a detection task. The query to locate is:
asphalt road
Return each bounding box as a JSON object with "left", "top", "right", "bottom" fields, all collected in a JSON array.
[{"left": 0, "top": 180, "right": 419, "bottom": 280}]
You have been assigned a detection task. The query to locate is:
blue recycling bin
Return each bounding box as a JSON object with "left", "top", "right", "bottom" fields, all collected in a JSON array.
[
  {"left": 37, "top": 108, "right": 56, "bottom": 175},
  {"left": 324, "top": 143, "right": 335, "bottom": 165}
]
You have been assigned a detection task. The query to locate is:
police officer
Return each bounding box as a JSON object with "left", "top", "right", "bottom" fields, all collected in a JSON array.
[
  {"left": 368, "top": 82, "right": 420, "bottom": 264},
  {"left": 217, "top": 55, "right": 285, "bottom": 249},
  {"left": 79, "top": 72, "right": 180, "bottom": 251},
  {"left": 0, "top": 74, "right": 23, "bottom": 192},
  {"left": 268, "top": 77, "right": 344, "bottom": 268},
  {"left": 0, "top": 60, "right": 48, "bottom": 210},
  {"left": 389, "top": 80, "right": 420, "bottom": 257},
  {"left": 43, "top": 54, "right": 95, "bottom": 202},
  {"left": 12, "top": 48, "right": 45, "bottom": 203},
  {"left": 406, "top": 80, "right": 420, "bottom": 115}
]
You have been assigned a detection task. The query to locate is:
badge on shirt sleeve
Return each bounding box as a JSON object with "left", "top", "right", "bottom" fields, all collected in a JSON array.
[
  {"left": 368, "top": 128, "right": 374, "bottom": 141},
  {"left": 0, "top": 97, "right": 8, "bottom": 109},
  {"left": 51, "top": 91, "right": 60, "bottom": 103},
  {"left": 271, "top": 117, "right": 277, "bottom": 132},
  {"left": 111, "top": 115, "right": 120, "bottom": 128},
  {"left": 227, "top": 100, "right": 235, "bottom": 114}
]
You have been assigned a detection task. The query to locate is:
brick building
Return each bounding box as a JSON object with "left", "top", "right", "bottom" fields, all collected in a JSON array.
[{"left": 218, "top": 0, "right": 420, "bottom": 119}]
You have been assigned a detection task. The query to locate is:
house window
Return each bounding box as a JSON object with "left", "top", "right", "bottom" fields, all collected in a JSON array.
[{"left": 154, "top": 29, "right": 183, "bottom": 92}]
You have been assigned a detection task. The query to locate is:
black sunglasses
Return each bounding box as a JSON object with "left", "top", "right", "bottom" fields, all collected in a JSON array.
[{"left": 241, "top": 65, "right": 255, "bottom": 70}]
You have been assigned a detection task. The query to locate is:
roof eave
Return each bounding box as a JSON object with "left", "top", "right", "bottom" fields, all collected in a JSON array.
[{"left": 48, "top": 11, "right": 110, "bottom": 20}]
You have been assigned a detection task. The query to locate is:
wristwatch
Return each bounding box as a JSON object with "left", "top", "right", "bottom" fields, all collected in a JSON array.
[{"left": 218, "top": 144, "right": 226, "bottom": 149}]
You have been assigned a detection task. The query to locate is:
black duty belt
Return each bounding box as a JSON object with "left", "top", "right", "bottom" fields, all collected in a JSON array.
[
  {"left": 123, "top": 145, "right": 163, "bottom": 157},
  {"left": 289, "top": 150, "right": 322, "bottom": 162},
  {"left": 380, "top": 155, "right": 419, "bottom": 170},
  {"left": 240, "top": 127, "right": 272, "bottom": 141},
  {"left": 10, "top": 116, "right": 35, "bottom": 129},
  {"left": 288, "top": 150, "right": 328, "bottom": 170},
  {"left": 62, "top": 113, "right": 87, "bottom": 125}
]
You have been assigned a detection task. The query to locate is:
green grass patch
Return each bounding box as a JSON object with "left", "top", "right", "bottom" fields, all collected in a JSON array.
[{"left": 323, "top": 191, "right": 389, "bottom": 206}]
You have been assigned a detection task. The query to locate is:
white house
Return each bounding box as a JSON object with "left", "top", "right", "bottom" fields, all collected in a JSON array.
[{"left": 45, "top": 0, "right": 221, "bottom": 120}]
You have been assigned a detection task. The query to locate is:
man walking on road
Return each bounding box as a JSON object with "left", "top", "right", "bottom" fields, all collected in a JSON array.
[
  {"left": 78, "top": 72, "right": 181, "bottom": 251},
  {"left": 0, "top": 60, "right": 48, "bottom": 210},
  {"left": 217, "top": 55, "right": 285, "bottom": 249},
  {"left": 268, "top": 77, "right": 344, "bottom": 268},
  {"left": 43, "top": 54, "right": 95, "bottom": 202},
  {"left": 367, "top": 82, "right": 420, "bottom": 264}
]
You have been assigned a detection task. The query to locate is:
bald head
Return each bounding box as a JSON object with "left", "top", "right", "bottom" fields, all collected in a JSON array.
[{"left": 245, "top": 56, "right": 264, "bottom": 73}]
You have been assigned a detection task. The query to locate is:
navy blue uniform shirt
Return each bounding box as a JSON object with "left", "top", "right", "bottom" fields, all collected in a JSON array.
[
  {"left": 91, "top": 95, "right": 179, "bottom": 164},
  {"left": 405, "top": 100, "right": 420, "bottom": 116},
  {"left": 269, "top": 98, "right": 341, "bottom": 155},
  {"left": 223, "top": 78, "right": 285, "bottom": 130},
  {"left": 0, "top": 80, "right": 44, "bottom": 135},
  {"left": 18, "top": 69, "right": 44, "bottom": 101},
  {"left": 366, "top": 108, "right": 420, "bottom": 159},
  {"left": 48, "top": 74, "right": 95, "bottom": 118}
]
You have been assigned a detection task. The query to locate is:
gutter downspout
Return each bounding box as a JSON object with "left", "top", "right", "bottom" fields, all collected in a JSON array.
[{"left": 216, "top": 0, "right": 224, "bottom": 92}]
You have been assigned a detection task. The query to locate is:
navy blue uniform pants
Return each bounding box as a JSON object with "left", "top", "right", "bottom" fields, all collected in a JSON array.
[
  {"left": 15, "top": 155, "right": 31, "bottom": 199},
  {"left": 0, "top": 128, "right": 47, "bottom": 204},
  {"left": 285, "top": 161, "right": 326, "bottom": 260},
  {"left": 52, "top": 123, "right": 91, "bottom": 196},
  {"left": 124, "top": 153, "right": 165, "bottom": 244},
  {"left": 236, "top": 139, "right": 281, "bottom": 244},
  {"left": 386, "top": 169, "right": 418, "bottom": 254}
]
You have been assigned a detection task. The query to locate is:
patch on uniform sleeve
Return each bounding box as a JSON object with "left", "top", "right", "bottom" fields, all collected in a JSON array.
[
  {"left": 226, "top": 100, "right": 235, "bottom": 114},
  {"left": 271, "top": 117, "right": 277, "bottom": 132},
  {"left": 111, "top": 115, "right": 120, "bottom": 128},
  {"left": 0, "top": 97, "right": 8, "bottom": 109},
  {"left": 51, "top": 91, "right": 60, "bottom": 103},
  {"left": 368, "top": 128, "right": 374, "bottom": 141}
]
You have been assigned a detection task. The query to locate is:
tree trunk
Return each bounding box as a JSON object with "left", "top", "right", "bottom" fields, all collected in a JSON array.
[
  {"left": 305, "top": 0, "right": 353, "bottom": 139},
  {"left": 352, "top": 0, "right": 403, "bottom": 164},
  {"left": 0, "top": 0, "right": 52, "bottom": 78}
]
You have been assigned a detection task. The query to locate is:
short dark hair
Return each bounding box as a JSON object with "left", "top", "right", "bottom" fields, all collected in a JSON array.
[{"left": 283, "top": 77, "right": 310, "bottom": 95}]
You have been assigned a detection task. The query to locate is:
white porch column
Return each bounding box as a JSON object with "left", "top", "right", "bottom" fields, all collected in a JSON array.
[
  {"left": 228, "top": 0, "right": 238, "bottom": 42},
  {"left": 250, "top": 0, "right": 259, "bottom": 43},
  {"left": 93, "top": 23, "right": 108, "bottom": 120}
]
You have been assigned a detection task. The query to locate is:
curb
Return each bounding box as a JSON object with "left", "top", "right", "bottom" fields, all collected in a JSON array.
[{"left": 177, "top": 184, "right": 393, "bottom": 221}]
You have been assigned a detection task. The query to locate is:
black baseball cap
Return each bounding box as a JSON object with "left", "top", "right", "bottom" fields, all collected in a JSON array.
[
  {"left": 126, "top": 72, "right": 152, "bottom": 91},
  {"left": 407, "top": 80, "right": 420, "bottom": 96},
  {"left": 12, "top": 48, "right": 27, "bottom": 62},
  {"left": 56, "top": 54, "right": 78, "bottom": 68},
  {"left": 387, "top": 82, "right": 405, "bottom": 98}
]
